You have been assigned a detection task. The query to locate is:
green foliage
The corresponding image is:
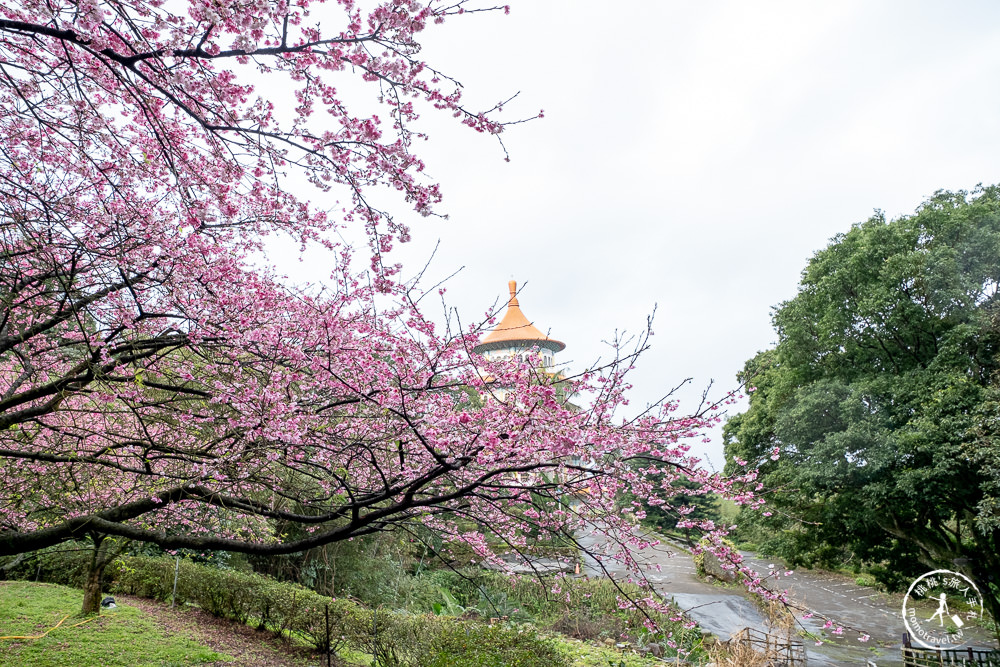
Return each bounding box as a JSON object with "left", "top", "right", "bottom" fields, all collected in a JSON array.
[
  {"left": 691, "top": 548, "right": 705, "bottom": 577},
  {"left": 8, "top": 545, "right": 685, "bottom": 666},
  {"left": 552, "top": 640, "right": 659, "bottom": 667},
  {"left": 724, "top": 185, "right": 1000, "bottom": 629},
  {"left": 430, "top": 587, "right": 466, "bottom": 616},
  {"left": 384, "top": 616, "right": 565, "bottom": 667},
  {"left": 1, "top": 543, "right": 94, "bottom": 587},
  {"left": 248, "top": 531, "right": 439, "bottom": 608},
  {"left": 108, "top": 555, "right": 568, "bottom": 664},
  {"left": 625, "top": 474, "right": 721, "bottom": 546},
  {"left": 969, "top": 373, "right": 1000, "bottom": 534},
  {"left": 691, "top": 536, "right": 738, "bottom": 582},
  {"left": 0, "top": 580, "right": 228, "bottom": 666},
  {"left": 107, "top": 555, "right": 360, "bottom": 652},
  {"left": 412, "top": 569, "right": 703, "bottom": 655},
  {"left": 853, "top": 573, "right": 877, "bottom": 588}
]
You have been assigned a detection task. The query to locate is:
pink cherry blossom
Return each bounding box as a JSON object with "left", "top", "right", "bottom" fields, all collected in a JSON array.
[{"left": 0, "top": 0, "right": 779, "bottom": 632}]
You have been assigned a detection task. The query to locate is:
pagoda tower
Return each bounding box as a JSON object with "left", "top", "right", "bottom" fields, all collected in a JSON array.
[{"left": 473, "top": 280, "right": 565, "bottom": 368}]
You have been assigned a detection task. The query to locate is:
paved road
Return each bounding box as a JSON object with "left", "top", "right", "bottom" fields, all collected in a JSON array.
[
  {"left": 738, "top": 552, "right": 901, "bottom": 665},
  {"left": 575, "top": 527, "right": 1000, "bottom": 665},
  {"left": 739, "top": 552, "right": 997, "bottom": 664},
  {"left": 575, "top": 529, "right": 779, "bottom": 654}
]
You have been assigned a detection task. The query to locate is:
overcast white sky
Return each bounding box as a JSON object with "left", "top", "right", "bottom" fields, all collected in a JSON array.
[{"left": 281, "top": 1, "right": 1000, "bottom": 468}]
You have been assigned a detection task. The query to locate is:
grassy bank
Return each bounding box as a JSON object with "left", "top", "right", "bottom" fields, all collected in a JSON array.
[{"left": 0, "top": 581, "right": 229, "bottom": 667}]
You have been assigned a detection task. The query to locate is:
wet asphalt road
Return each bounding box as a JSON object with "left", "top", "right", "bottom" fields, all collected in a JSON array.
[
  {"left": 576, "top": 527, "right": 997, "bottom": 665},
  {"left": 739, "top": 552, "right": 997, "bottom": 664}
]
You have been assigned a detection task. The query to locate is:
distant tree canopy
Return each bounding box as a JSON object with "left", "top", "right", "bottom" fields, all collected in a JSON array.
[{"left": 724, "top": 186, "right": 1000, "bottom": 624}]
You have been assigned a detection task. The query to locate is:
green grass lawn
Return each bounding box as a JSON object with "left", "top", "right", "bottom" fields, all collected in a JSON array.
[{"left": 0, "top": 581, "right": 230, "bottom": 667}]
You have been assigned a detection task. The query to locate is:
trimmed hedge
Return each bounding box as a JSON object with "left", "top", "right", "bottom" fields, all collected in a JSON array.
[{"left": 104, "top": 555, "right": 565, "bottom": 666}]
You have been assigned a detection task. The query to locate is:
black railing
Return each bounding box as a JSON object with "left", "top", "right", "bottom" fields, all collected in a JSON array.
[{"left": 901, "top": 633, "right": 1000, "bottom": 666}]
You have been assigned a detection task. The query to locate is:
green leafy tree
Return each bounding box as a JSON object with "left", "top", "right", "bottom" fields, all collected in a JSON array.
[
  {"left": 632, "top": 475, "right": 720, "bottom": 547},
  {"left": 725, "top": 186, "right": 1000, "bottom": 633}
]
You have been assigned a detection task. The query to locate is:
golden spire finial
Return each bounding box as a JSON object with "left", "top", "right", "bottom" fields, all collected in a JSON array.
[{"left": 508, "top": 280, "right": 518, "bottom": 307}]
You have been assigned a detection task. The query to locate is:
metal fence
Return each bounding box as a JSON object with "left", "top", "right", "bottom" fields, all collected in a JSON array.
[{"left": 901, "top": 640, "right": 1000, "bottom": 666}]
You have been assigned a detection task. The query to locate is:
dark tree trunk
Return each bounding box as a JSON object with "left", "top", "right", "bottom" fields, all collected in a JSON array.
[
  {"left": 81, "top": 533, "right": 128, "bottom": 615},
  {"left": 81, "top": 559, "right": 105, "bottom": 615},
  {"left": 82, "top": 533, "right": 107, "bottom": 615}
]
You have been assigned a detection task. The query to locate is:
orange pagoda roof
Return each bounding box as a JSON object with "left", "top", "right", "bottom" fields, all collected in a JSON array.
[{"left": 473, "top": 280, "right": 565, "bottom": 354}]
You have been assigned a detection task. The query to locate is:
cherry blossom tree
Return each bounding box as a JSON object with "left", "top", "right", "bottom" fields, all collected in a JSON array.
[{"left": 0, "top": 0, "right": 761, "bottom": 619}]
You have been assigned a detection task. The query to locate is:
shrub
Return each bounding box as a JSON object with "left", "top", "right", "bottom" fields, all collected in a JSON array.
[
  {"left": 109, "top": 554, "right": 569, "bottom": 665},
  {"left": 1, "top": 542, "right": 95, "bottom": 587},
  {"left": 415, "top": 618, "right": 565, "bottom": 667},
  {"left": 405, "top": 569, "right": 701, "bottom": 656},
  {"left": 692, "top": 536, "right": 739, "bottom": 580},
  {"left": 866, "top": 563, "right": 912, "bottom": 593},
  {"left": 854, "top": 573, "right": 877, "bottom": 588},
  {"left": 550, "top": 608, "right": 628, "bottom": 641},
  {"left": 110, "top": 555, "right": 176, "bottom": 600}
]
